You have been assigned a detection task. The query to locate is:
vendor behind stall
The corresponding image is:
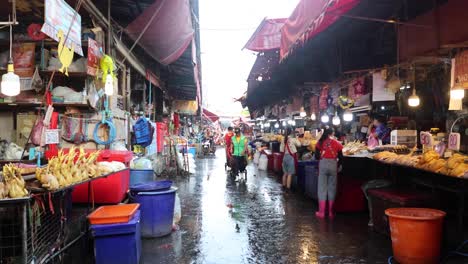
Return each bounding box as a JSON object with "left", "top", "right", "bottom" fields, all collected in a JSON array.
[{"left": 371, "top": 116, "right": 391, "bottom": 145}]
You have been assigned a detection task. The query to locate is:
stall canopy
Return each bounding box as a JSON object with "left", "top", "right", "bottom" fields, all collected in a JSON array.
[
  {"left": 280, "top": 0, "right": 360, "bottom": 59},
  {"left": 203, "top": 109, "right": 220, "bottom": 123},
  {"left": 398, "top": 0, "right": 468, "bottom": 61},
  {"left": 125, "top": 0, "right": 194, "bottom": 65},
  {"left": 244, "top": 18, "right": 287, "bottom": 51}
]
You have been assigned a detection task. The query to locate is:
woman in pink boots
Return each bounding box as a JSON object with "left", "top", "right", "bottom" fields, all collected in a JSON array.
[{"left": 314, "top": 128, "right": 343, "bottom": 219}]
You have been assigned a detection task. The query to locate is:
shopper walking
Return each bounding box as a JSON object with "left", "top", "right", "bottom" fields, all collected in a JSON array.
[
  {"left": 225, "top": 127, "right": 234, "bottom": 165},
  {"left": 314, "top": 128, "right": 343, "bottom": 219},
  {"left": 231, "top": 127, "right": 248, "bottom": 175},
  {"left": 280, "top": 127, "right": 301, "bottom": 190}
]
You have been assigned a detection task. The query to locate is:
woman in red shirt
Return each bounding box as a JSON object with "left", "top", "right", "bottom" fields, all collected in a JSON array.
[{"left": 314, "top": 128, "right": 343, "bottom": 219}]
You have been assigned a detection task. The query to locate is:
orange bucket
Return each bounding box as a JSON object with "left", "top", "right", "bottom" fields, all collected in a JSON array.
[{"left": 385, "top": 208, "right": 446, "bottom": 264}]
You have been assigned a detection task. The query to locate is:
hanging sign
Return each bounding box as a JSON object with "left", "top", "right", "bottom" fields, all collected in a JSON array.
[
  {"left": 454, "top": 50, "right": 468, "bottom": 88},
  {"left": 41, "top": 0, "right": 84, "bottom": 56},
  {"left": 420, "top": 131, "right": 433, "bottom": 148},
  {"left": 448, "top": 133, "right": 461, "bottom": 151},
  {"left": 45, "top": 129, "right": 60, "bottom": 144},
  {"left": 87, "top": 38, "right": 102, "bottom": 76}
]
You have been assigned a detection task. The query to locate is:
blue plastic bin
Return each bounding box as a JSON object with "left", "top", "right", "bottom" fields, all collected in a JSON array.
[
  {"left": 91, "top": 210, "right": 141, "bottom": 264},
  {"left": 130, "top": 169, "right": 154, "bottom": 187},
  {"left": 296, "top": 161, "right": 316, "bottom": 192},
  {"left": 304, "top": 162, "right": 319, "bottom": 200},
  {"left": 130, "top": 186, "right": 176, "bottom": 237}
]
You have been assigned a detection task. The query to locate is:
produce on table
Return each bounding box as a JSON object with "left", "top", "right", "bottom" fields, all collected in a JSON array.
[
  {"left": 2, "top": 164, "right": 28, "bottom": 198},
  {"left": 369, "top": 144, "right": 409, "bottom": 154},
  {"left": 373, "top": 151, "right": 398, "bottom": 162},
  {"left": 35, "top": 147, "right": 123, "bottom": 190},
  {"left": 343, "top": 141, "right": 367, "bottom": 155}
]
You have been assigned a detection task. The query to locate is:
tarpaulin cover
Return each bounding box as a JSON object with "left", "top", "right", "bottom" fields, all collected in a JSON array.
[
  {"left": 398, "top": 0, "right": 468, "bottom": 61},
  {"left": 125, "top": 0, "right": 194, "bottom": 65},
  {"left": 280, "top": 0, "right": 360, "bottom": 59},
  {"left": 203, "top": 109, "right": 220, "bottom": 122},
  {"left": 244, "top": 18, "right": 287, "bottom": 51}
]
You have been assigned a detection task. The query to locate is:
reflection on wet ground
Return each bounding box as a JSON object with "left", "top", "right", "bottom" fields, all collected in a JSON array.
[{"left": 141, "top": 150, "right": 393, "bottom": 264}]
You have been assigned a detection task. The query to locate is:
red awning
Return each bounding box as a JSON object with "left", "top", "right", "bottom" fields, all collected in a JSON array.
[
  {"left": 203, "top": 109, "right": 220, "bottom": 122},
  {"left": 280, "top": 0, "right": 360, "bottom": 59},
  {"left": 125, "top": 0, "right": 194, "bottom": 65},
  {"left": 244, "top": 18, "right": 287, "bottom": 52}
]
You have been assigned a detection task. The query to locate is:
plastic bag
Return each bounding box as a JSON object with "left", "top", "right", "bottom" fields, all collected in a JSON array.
[
  {"left": 258, "top": 154, "right": 268, "bottom": 171},
  {"left": 173, "top": 192, "right": 181, "bottom": 225},
  {"left": 131, "top": 158, "right": 152, "bottom": 170},
  {"left": 253, "top": 151, "right": 260, "bottom": 164},
  {"left": 31, "top": 118, "right": 45, "bottom": 146}
]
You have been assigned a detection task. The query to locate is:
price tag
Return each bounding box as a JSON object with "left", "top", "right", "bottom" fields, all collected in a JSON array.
[
  {"left": 448, "top": 133, "right": 461, "bottom": 151},
  {"left": 45, "top": 129, "right": 60, "bottom": 144},
  {"left": 420, "top": 132, "right": 433, "bottom": 148}
]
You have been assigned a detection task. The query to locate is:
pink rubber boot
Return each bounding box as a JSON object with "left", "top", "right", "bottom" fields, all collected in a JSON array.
[
  {"left": 328, "top": 201, "right": 335, "bottom": 219},
  {"left": 315, "top": 201, "right": 326, "bottom": 218}
]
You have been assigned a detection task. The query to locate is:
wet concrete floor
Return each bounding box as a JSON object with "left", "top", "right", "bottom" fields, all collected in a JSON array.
[{"left": 140, "top": 150, "right": 463, "bottom": 264}]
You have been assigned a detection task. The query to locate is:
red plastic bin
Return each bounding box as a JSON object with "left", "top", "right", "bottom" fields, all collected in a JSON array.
[
  {"left": 72, "top": 169, "right": 130, "bottom": 204},
  {"left": 156, "top": 122, "right": 167, "bottom": 153},
  {"left": 335, "top": 175, "right": 366, "bottom": 213},
  {"left": 273, "top": 153, "right": 284, "bottom": 173},
  {"left": 367, "top": 188, "right": 434, "bottom": 235},
  {"left": 97, "top": 150, "right": 133, "bottom": 167}
]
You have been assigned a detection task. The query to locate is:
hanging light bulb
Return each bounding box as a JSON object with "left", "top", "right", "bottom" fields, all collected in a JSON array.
[
  {"left": 1, "top": 23, "right": 20, "bottom": 97},
  {"left": 282, "top": 120, "right": 286, "bottom": 126},
  {"left": 104, "top": 72, "right": 114, "bottom": 96},
  {"left": 274, "top": 122, "right": 279, "bottom": 129},
  {"left": 321, "top": 113, "right": 329, "bottom": 123},
  {"left": 264, "top": 122, "right": 270, "bottom": 128},
  {"left": 451, "top": 86, "right": 465, "bottom": 100},
  {"left": 408, "top": 66, "right": 420, "bottom": 107},
  {"left": 343, "top": 109, "right": 353, "bottom": 122},
  {"left": 287, "top": 119, "right": 293, "bottom": 125},
  {"left": 311, "top": 112, "right": 316, "bottom": 121},
  {"left": 291, "top": 120, "right": 296, "bottom": 126},
  {"left": 332, "top": 112, "right": 341, "bottom": 126},
  {"left": 299, "top": 107, "right": 306, "bottom": 118},
  {"left": 408, "top": 88, "right": 420, "bottom": 107}
]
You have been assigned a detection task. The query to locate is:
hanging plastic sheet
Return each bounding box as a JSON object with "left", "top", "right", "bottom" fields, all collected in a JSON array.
[{"left": 125, "top": 0, "right": 194, "bottom": 65}]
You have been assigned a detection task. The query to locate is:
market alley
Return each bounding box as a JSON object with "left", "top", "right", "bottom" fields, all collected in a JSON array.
[{"left": 141, "top": 149, "right": 392, "bottom": 264}]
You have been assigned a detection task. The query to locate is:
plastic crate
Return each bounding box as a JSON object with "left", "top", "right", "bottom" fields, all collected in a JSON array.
[
  {"left": 72, "top": 169, "right": 130, "bottom": 204},
  {"left": 91, "top": 210, "right": 141, "bottom": 264},
  {"left": 88, "top": 204, "right": 140, "bottom": 225},
  {"left": 368, "top": 188, "right": 434, "bottom": 235},
  {"left": 334, "top": 175, "right": 366, "bottom": 213}
]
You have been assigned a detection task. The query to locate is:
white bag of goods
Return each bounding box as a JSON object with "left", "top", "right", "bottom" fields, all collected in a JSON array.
[
  {"left": 258, "top": 154, "right": 268, "bottom": 171},
  {"left": 253, "top": 151, "right": 260, "bottom": 165},
  {"left": 5, "top": 143, "right": 24, "bottom": 160},
  {"left": 173, "top": 192, "right": 181, "bottom": 225},
  {"left": 130, "top": 158, "right": 152, "bottom": 170},
  {"left": 51, "top": 86, "right": 82, "bottom": 102}
]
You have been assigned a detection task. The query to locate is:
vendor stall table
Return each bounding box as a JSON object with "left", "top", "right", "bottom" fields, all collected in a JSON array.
[
  {"left": 0, "top": 169, "right": 127, "bottom": 263},
  {"left": 343, "top": 154, "right": 468, "bottom": 243}
]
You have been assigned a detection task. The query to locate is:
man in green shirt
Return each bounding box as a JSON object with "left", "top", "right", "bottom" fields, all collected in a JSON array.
[{"left": 231, "top": 127, "right": 248, "bottom": 175}]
